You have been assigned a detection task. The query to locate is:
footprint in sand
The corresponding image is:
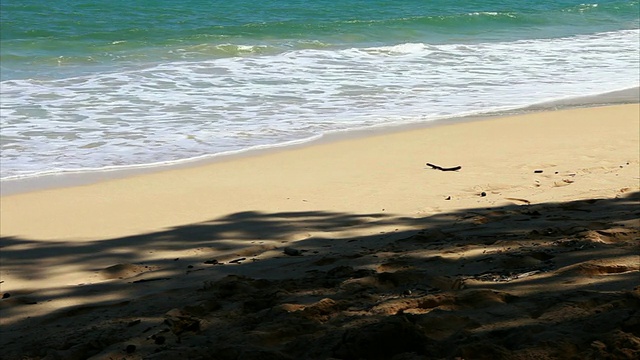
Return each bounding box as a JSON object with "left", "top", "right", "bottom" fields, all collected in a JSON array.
[
  {"left": 575, "top": 263, "right": 639, "bottom": 276},
  {"left": 376, "top": 259, "right": 412, "bottom": 272},
  {"left": 581, "top": 228, "right": 640, "bottom": 244},
  {"left": 100, "top": 263, "right": 157, "bottom": 280},
  {"left": 558, "top": 259, "right": 640, "bottom": 277},
  {"left": 0, "top": 294, "right": 38, "bottom": 308}
]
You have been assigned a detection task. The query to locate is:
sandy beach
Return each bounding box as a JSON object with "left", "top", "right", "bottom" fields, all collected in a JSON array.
[{"left": 1, "top": 104, "right": 639, "bottom": 359}]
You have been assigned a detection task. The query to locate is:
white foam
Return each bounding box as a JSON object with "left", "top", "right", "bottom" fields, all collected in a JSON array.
[{"left": 1, "top": 30, "right": 639, "bottom": 180}]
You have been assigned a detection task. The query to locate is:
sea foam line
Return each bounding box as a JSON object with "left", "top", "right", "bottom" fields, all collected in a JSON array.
[
  {"left": 2, "top": 85, "right": 638, "bottom": 185},
  {"left": 1, "top": 30, "right": 638, "bottom": 180}
]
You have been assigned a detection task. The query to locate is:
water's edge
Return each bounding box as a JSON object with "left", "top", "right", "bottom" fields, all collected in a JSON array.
[{"left": 2, "top": 87, "right": 638, "bottom": 196}]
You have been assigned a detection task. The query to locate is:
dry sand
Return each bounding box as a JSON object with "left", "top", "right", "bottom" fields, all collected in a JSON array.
[{"left": 1, "top": 104, "right": 639, "bottom": 359}]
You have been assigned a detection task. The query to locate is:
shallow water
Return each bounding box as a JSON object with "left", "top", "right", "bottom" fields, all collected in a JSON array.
[{"left": 1, "top": 0, "right": 639, "bottom": 180}]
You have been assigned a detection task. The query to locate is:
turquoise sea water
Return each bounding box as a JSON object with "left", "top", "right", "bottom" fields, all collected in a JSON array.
[{"left": 1, "top": 0, "right": 639, "bottom": 180}]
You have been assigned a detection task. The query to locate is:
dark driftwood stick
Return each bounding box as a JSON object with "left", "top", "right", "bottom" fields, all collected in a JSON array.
[{"left": 426, "top": 163, "right": 462, "bottom": 171}]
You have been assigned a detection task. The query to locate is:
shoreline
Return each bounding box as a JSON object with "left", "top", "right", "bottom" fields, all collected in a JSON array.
[
  {"left": 1, "top": 86, "right": 638, "bottom": 196},
  {"left": 1, "top": 102, "right": 638, "bottom": 241}
]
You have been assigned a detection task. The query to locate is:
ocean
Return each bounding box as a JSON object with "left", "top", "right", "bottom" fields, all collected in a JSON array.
[{"left": 1, "top": 0, "right": 639, "bottom": 182}]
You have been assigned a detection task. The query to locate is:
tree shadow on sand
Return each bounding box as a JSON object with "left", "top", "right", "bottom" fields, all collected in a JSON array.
[{"left": 1, "top": 192, "right": 639, "bottom": 359}]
